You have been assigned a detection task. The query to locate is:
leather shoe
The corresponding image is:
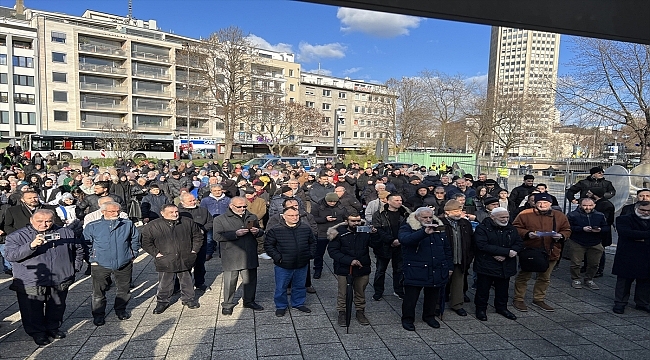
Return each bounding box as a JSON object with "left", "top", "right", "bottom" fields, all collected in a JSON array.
[
  {"left": 33, "top": 335, "right": 51, "bottom": 346},
  {"left": 221, "top": 308, "right": 233, "bottom": 316},
  {"left": 496, "top": 309, "right": 517, "bottom": 320},
  {"left": 613, "top": 306, "right": 625, "bottom": 314},
  {"left": 93, "top": 316, "right": 105, "bottom": 326},
  {"left": 243, "top": 302, "right": 264, "bottom": 311},
  {"left": 476, "top": 310, "right": 488, "bottom": 321},
  {"left": 116, "top": 311, "right": 131, "bottom": 320},
  {"left": 182, "top": 300, "right": 200, "bottom": 309},
  {"left": 152, "top": 302, "right": 170, "bottom": 314},
  {"left": 402, "top": 322, "right": 415, "bottom": 331},
  {"left": 313, "top": 270, "right": 322, "bottom": 279},
  {"left": 275, "top": 308, "right": 286, "bottom": 317},
  {"left": 47, "top": 330, "right": 66, "bottom": 339},
  {"left": 425, "top": 318, "right": 440, "bottom": 328},
  {"left": 454, "top": 308, "right": 468, "bottom": 316},
  {"left": 294, "top": 305, "right": 311, "bottom": 313}
]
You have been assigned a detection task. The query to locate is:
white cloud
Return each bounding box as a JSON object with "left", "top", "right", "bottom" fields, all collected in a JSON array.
[
  {"left": 465, "top": 74, "right": 488, "bottom": 88},
  {"left": 297, "top": 42, "right": 346, "bottom": 63},
  {"left": 342, "top": 67, "right": 362, "bottom": 75},
  {"left": 247, "top": 34, "right": 293, "bottom": 53},
  {"left": 304, "top": 68, "right": 333, "bottom": 76},
  {"left": 337, "top": 7, "right": 421, "bottom": 38}
]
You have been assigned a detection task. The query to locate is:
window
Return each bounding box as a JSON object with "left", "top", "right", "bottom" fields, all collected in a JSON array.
[
  {"left": 0, "top": 73, "right": 6, "bottom": 84},
  {"left": 322, "top": 103, "right": 331, "bottom": 110},
  {"left": 13, "top": 74, "right": 34, "bottom": 86},
  {"left": 289, "top": 84, "right": 295, "bottom": 92},
  {"left": 13, "top": 40, "right": 32, "bottom": 49},
  {"left": 14, "top": 111, "right": 36, "bottom": 125},
  {"left": 306, "top": 101, "right": 314, "bottom": 108},
  {"left": 288, "top": 69, "right": 294, "bottom": 77},
  {"left": 338, "top": 92, "right": 346, "bottom": 99},
  {"left": 52, "top": 72, "right": 67, "bottom": 83},
  {"left": 53, "top": 110, "right": 68, "bottom": 121},
  {"left": 52, "top": 52, "right": 66, "bottom": 63},
  {"left": 354, "top": 106, "right": 360, "bottom": 113},
  {"left": 0, "top": 111, "right": 8, "bottom": 124},
  {"left": 51, "top": 31, "right": 66, "bottom": 43},
  {"left": 322, "top": 130, "right": 329, "bottom": 136},
  {"left": 322, "top": 89, "right": 331, "bottom": 97},
  {"left": 14, "top": 93, "right": 35, "bottom": 104},
  {"left": 322, "top": 117, "right": 330, "bottom": 123},
  {"left": 53, "top": 91, "right": 67, "bottom": 102},
  {"left": 12, "top": 56, "right": 34, "bottom": 68},
  {"left": 0, "top": 54, "right": 6, "bottom": 65},
  {"left": 0, "top": 92, "right": 7, "bottom": 103}
]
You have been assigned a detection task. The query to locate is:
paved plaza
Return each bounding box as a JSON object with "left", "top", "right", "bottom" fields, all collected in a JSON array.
[{"left": 1, "top": 247, "right": 650, "bottom": 360}]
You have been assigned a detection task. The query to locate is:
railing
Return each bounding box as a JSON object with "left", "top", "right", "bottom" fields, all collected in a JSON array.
[
  {"left": 251, "top": 70, "right": 285, "bottom": 79},
  {"left": 132, "top": 50, "right": 170, "bottom": 63},
  {"left": 79, "top": 63, "right": 127, "bottom": 75},
  {"left": 80, "top": 101, "right": 127, "bottom": 111},
  {"left": 176, "top": 74, "right": 202, "bottom": 83},
  {"left": 132, "top": 70, "right": 171, "bottom": 80},
  {"left": 133, "top": 88, "right": 171, "bottom": 97},
  {"left": 80, "top": 120, "right": 122, "bottom": 129},
  {"left": 79, "top": 43, "right": 126, "bottom": 57},
  {"left": 133, "top": 122, "right": 170, "bottom": 131},
  {"left": 79, "top": 82, "right": 128, "bottom": 93},
  {"left": 176, "top": 122, "right": 211, "bottom": 134},
  {"left": 176, "top": 89, "right": 203, "bottom": 99},
  {"left": 133, "top": 104, "right": 171, "bottom": 114}
]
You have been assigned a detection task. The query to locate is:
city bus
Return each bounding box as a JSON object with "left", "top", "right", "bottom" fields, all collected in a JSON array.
[{"left": 21, "top": 131, "right": 178, "bottom": 160}]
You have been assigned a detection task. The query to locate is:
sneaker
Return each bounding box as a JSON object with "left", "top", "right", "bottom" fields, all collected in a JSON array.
[
  {"left": 572, "top": 280, "right": 583, "bottom": 289},
  {"left": 532, "top": 301, "right": 554, "bottom": 312},
  {"left": 356, "top": 310, "right": 370, "bottom": 325},
  {"left": 337, "top": 311, "right": 346, "bottom": 327},
  {"left": 512, "top": 300, "right": 528, "bottom": 312},
  {"left": 258, "top": 253, "right": 272, "bottom": 260},
  {"left": 182, "top": 300, "right": 200, "bottom": 309},
  {"left": 584, "top": 280, "right": 600, "bottom": 290},
  {"left": 393, "top": 292, "right": 404, "bottom": 300}
]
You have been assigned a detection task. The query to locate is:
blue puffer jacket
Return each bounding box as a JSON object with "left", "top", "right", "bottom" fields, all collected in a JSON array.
[
  {"left": 83, "top": 217, "right": 141, "bottom": 270},
  {"left": 398, "top": 213, "right": 453, "bottom": 287},
  {"left": 566, "top": 208, "right": 609, "bottom": 247},
  {"left": 5, "top": 225, "right": 84, "bottom": 291}
]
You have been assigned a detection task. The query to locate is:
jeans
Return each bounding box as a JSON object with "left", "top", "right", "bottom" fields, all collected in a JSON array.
[
  {"left": 614, "top": 276, "right": 650, "bottom": 308},
  {"left": 373, "top": 250, "right": 404, "bottom": 297},
  {"left": 313, "top": 238, "right": 329, "bottom": 272},
  {"left": 514, "top": 260, "right": 557, "bottom": 302},
  {"left": 474, "top": 273, "right": 510, "bottom": 312},
  {"left": 17, "top": 288, "right": 68, "bottom": 337},
  {"left": 336, "top": 275, "right": 369, "bottom": 312},
  {"left": 402, "top": 285, "right": 439, "bottom": 325},
  {"left": 206, "top": 230, "right": 220, "bottom": 258},
  {"left": 569, "top": 239, "right": 603, "bottom": 281},
  {"left": 0, "top": 243, "right": 11, "bottom": 271},
  {"left": 274, "top": 265, "right": 308, "bottom": 309},
  {"left": 91, "top": 262, "right": 133, "bottom": 317},
  {"left": 222, "top": 268, "right": 257, "bottom": 310}
]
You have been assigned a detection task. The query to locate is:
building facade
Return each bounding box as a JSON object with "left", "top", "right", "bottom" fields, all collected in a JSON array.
[{"left": 487, "top": 26, "right": 560, "bottom": 158}]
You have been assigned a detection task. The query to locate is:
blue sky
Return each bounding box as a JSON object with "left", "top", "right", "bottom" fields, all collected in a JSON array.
[{"left": 16, "top": 0, "right": 576, "bottom": 84}]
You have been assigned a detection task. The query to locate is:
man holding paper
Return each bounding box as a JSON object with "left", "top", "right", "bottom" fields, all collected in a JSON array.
[{"left": 511, "top": 193, "right": 571, "bottom": 312}]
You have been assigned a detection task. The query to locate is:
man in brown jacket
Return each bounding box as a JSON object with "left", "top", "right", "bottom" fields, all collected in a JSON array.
[{"left": 512, "top": 193, "right": 571, "bottom": 312}]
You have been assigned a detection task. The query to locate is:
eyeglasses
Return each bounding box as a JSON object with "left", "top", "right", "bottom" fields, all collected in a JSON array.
[
  {"left": 348, "top": 220, "right": 362, "bottom": 223},
  {"left": 233, "top": 205, "right": 248, "bottom": 209}
]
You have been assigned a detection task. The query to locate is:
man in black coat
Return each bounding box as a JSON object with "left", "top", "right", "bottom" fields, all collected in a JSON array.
[
  {"left": 264, "top": 206, "right": 316, "bottom": 317},
  {"left": 588, "top": 187, "right": 616, "bottom": 277},
  {"left": 404, "top": 184, "right": 437, "bottom": 212},
  {"left": 509, "top": 175, "right": 536, "bottom": 207},
  {"left": 141, "top": 204, "right": 203, "bottom": 314},
  {"left": 213, "top": 197, "right": 265, "bottom": 315},
  {"left": 311, "top": 193, "right": 349, "bottom": 279},
  {"left": 473, "top": 207, "right": 523, "bottom": 321},
  {"left": 77, "top": 181, "right": 124, "bottom": 215},
  {"left": 566, "top": 166, "right": 616, "bottom": 204},
  {"left": 327, "top": 214, "right": 379, "bottom": 327},
  {"left": 334, "top": 186, "right": 362, "bottom": 216},
  {"left": 178, "top": 193, "right": 213, "bottom": 291},
  {"left": 441, "top": 200, "right": 474, "bottom": 316},
  {"left": 3, "top": 190, "right": 63, "bottom": 235},
  {"left": 620, "top": 189, "right": 650, "bottom": 216}
]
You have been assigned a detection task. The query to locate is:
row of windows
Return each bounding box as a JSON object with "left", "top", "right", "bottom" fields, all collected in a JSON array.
[{"left": 12, "top": 56, "right": 34, "bottom": 68}]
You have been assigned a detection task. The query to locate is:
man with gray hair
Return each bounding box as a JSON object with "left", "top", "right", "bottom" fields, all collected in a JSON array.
[
  {"left": 5, "top": 209, "right": 84, "bottom": 345},
  {"left": 83, "top": 202, "right": 140, "bottom": 326},
  {"left": 178, "top": 192, "right": 212, "bottom": 291}
]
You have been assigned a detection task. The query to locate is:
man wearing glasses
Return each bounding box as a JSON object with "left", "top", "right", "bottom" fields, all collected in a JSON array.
[{"left": 213, "top": 197, "right": 264, "bottom": 315}]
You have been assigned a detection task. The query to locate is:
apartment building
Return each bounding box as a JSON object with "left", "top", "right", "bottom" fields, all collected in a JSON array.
[
  {"left": 299, "top": 72, "right": 392, "bottom": 150},
  {"left": 487, "top": 26, "right": 560, "bottom": 158},
  {"left": 0, "top": 6, "right": 40, "bottom": 140}
]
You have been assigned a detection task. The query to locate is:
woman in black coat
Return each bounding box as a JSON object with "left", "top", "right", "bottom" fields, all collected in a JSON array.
[{"left": 473, "top": 207, "right": 523, "bottom": 321}]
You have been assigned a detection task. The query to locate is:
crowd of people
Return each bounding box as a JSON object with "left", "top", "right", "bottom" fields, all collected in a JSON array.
[{"left": 1, "top": 150, "right": 650, "bottom": 346}]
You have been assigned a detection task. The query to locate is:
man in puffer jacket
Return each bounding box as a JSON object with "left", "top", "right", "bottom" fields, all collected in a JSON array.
[
  {"left": 327, "top": 214, "right": 379, "bottom": 327},
  {"left": 264, "top": 206, "right": 316, "bottom": 317},
  {"left": 83, "top": 202, "right": 140, "bottom": 326}
]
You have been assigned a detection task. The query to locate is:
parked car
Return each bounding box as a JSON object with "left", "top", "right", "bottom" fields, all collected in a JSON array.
[{"left": 243, "top": 156, "right": 314, "bottom": 170}]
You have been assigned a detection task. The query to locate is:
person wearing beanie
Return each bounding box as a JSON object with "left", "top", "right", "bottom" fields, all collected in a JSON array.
[
  {"left": 473, "top": 206, "right": 523, "bottom": 321},
  {"left": 402, "top": 175, "right": 422, "bottom": 200},
  {"left": 509, "top": 175, "right": 536, "bottom": 207},
  {"left": 566, "top": 166, "right": 616, "bottom": 204},
  {"left": 268, "top": 184, "right": 306, "bottom": 219},
  {"left": 404, "top": 184, "right": 436, "bottom": 211},
  {"left": 311, "top": 192, "right": 349, "bottom": 279}
]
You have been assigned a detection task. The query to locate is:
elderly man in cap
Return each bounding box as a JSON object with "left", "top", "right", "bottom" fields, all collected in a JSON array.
[
  {"left": 441, "top": 199, "right": 474, "bottom": 316},
  {"left": 566, "top": 166, "right": 616, "bottom": 204},
  {"left": 512, "top": 193, "right": 571, "bottom": 312}
]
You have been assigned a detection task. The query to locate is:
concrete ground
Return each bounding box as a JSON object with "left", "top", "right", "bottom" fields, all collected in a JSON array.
[{"left": 1, "top": 248, "right": 649, "bottom": 360}]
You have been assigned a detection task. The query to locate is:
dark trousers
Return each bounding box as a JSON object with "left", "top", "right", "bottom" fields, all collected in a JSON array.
[
  {"left": 16, "top": 288, "right": 68, "bottom": 337},
  {"left": 193, "top": 240, "right": 207, "bottom": 287},
  {"left": 313, "top": 238, "right": 329, "bottom": 272},
  {"left": 614, "top": 276, "right": 650, "bottom": 308},
  {"left": 402, "top": 285, "right": 439, "bottom": 325},
  {"left": 91, "top": 262, "right": 133, "bottom": 317},
  {"left": 222, "top": 268, "right": 257, "bottom": 310},
  {"left": 373, "top": 250, "right": 404, "bottom": 297},
  {"left": 474, "top": 273, "right": 510, "bottom": 312},
  {"left": 157, "top": 271, "right": 195, "bottom": 304},
  {"left": 598, "top": 252, "right": 606, "bottom": 273}
]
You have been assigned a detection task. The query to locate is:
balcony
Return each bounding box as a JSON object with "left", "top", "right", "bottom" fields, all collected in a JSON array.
[
  {"left": 79, "top": 63, "right": 127, "bottom": 76},
  {"left": 133, "top": 122, "right": 170, "bottom": 132},
  {"left": 133, "top": 104, "right": 171, "bottom": 114},
  {"left": 176, "top": 89, "right": 204, "bottom": 100},
  {"left": 78, "top": 43, "right": 126, "bottom": 57},
  {"left": 176, "top": 120, "right": 210, "bottom": 134},
  {"left": 251, "top": 69, "right": 285, "bottom": 80},
  {"left": 252, "top": 86, "right": 285, "bottom": 94},
  {"left": 80, "top": 101, "right": 127, "bottom": 111},
  {"left": 132, "top": 50, "right": 170, "bottom": 63},
  {"left": 79, "top": 82, "right": 128, "bottom": 94},
  {"left": 133, "top": 88, "right": 171, "bottom": 97},
  {"left": 80, "top": 119, "right": 123, "bottom": 129},
  {"left": 176, "top": 74, "right": 203, "bottom": 84},
  {"left": 133, "top": 69, "right": 171, "bottom": 80}
]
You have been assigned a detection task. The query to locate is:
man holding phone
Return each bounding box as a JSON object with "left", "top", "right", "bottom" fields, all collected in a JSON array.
[{"left": 566, "top": 198, "right": 608, "bottom": 290}]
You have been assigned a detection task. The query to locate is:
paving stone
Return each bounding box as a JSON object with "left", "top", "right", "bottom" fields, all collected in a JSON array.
[
  {"left": 132, "top": 324, "right": 176, "bottom": 340},
  {"left": 445, "top": 319, "right": 494, "bottom": 335},
  {"left": 212, "top": 332, "right": 255, "bottom": 351},
  {"left": 296, "top": 328, "right": 340, "bottom": 345},
  {"left": 510, "top": 339, "right": 568, "bottom": 358},
  {"left": 383, "top": 336, "right": 434, "bottom": 356},
  {"left": 481, "top": 349, "right": 532, "bottom": 360},
  {"left": 462, "top": 333, "right": 515, "bottom": 351},
  {"left": 559, "top": 344, "right": 619, "bottom": 360},
  {"left": 256, "top": 337, "right": 301, "bottom": 357},
  {"left": 589, "top": 334, "right": 644, "bottom": 352},
  {"left": 339, "top": 332, "right": 384, "bottom": 350},
  {"left": 256, "top": 323, "right": 296, "bottom": 339},
  {"left": 292, "top": 314, "right": 334, "bottom": 329},
  {"left": 419, "top": 328, "right": 468, "bottom": 345},
  {"left": 432, "top": 343, "right": 487, "bottom": 360},
  {"left": 78, "top": 335, "right": 130, "bottom": 353},
  {"left": 301, "top": 343, "right": 349, "bottom": 359},
  {"left": 169, "top": 328, "right": 215, "bottom": 346},
  {"left": 346, "top": 347, "right": 396, "bottom": 360},
  {"left": 120, "top": 338, "right": 172, "bottom": 358},
  {"left": 210, "top": 348, "right": 256, "bottom": 360},
  {"left": 488, "top": 324, "right": 541, "bottom": 341},
  {"left": 536, "top": 329, "right": 592, "bottom": 346},
  {"left": 72, "top": 351, "right": 122, "bottom": 360},
  {"left": 26, "top": 343, "right": 82, "bottom": 360}
]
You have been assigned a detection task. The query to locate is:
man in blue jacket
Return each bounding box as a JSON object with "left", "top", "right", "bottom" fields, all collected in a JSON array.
[
  {"left": 5, "top": 209, "right": 84, "bottom": 346},
  {"left": 83, "top": 201, "right": 140, "bottom": 326}
]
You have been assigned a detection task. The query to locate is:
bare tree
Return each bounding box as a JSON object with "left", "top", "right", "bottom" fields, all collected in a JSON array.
[
  {"left": 489, "top": 92, "right": 545, "bottom": 158},
  {"left": 379, "top": 77, "right": 430, "bottom": 152},
  {"left": 557, "top": 38, "right": 650, "bottom": 162},
  {"left": 245, "top": 97, "right": 325, "bottom": 156},
  {"left": 98, "top": 123, "right": 143, "bottom": 159}
]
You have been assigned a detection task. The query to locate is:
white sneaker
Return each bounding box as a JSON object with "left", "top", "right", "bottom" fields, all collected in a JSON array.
[
  {"left": 258, "top": 253, "right": 272, "bottom": 260},
  {"left": 572, "top": 280, "right": 583, "bottom": 289},
  {"left": 585, "top": 280, "right": 600, "bottom": 290}
]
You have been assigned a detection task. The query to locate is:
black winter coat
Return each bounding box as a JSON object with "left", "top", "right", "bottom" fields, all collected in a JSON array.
[
  {"left": 371, "top": 204, "right": 410, "bottom": 258},
  {"left": 327, "top": 223, "right": 377, "bottom": 277},
  {"left": 141, "top": 217, "right": 203, "bottom": 273},
  {"left": 509, "top": 183, "right": 536, "bottom": 207},
  {"left": 473, "top": 218, "right": 523, "bottom": 278},
  {"left": 311, "top": 199, "right": 349, "bottom": 238},
  {"left": 612, "top": 214, "right": 650, "bottom": 279},
  {"left": 264, "top": 219, "right": 316, "bottom": 270},
  {"left": 212, "top": 209, "right": 263, "bottom": 271},
  {"left": 566, "top": 176, "right": 616, "bottom": 201},
  {"left": 404, "top": 193, "right": 437, "bottom": 212},
  {"left": 4, "top": 203, "right": 64, "bottom": 235},
  {"left": 441, "top": 217, "right": 475, "bottom": 273},
  {"left": 178, "top": 205, "right": 213, "bottom": 234}
]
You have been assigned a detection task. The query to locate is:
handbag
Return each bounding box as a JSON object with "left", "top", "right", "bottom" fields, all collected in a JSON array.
[{"left": 518, "top": 247, "right": 549, "bottom": 272}]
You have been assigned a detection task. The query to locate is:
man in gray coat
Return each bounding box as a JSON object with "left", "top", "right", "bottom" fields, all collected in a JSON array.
[{"left": 213, "top": 197, "right": 265, "bottom": 315}]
